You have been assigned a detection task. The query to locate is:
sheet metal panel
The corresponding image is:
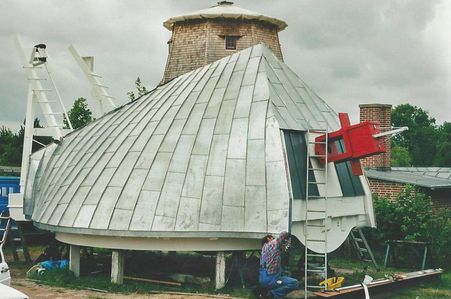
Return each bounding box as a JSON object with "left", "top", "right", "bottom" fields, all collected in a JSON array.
[
  {"left": 227, "top": 118, "right": 248, "bottom": 159},
  {"left": 83, "top": 166, "right": 115, "bottom": 204},
  {"left": 154, "top": 171, "right": 185, "bottom": 219},
  {"left": 199, "top": 175, "right": 224, "bottom": 225},
  {"left": 152, "top": 215, "right": 176, "bottom": 231},
  {"left": 242, "top": 56, "right": 260, "bottom": 86},
  {"left": 234, "top": 85, "right": 254, "bottom": 118},
  {"left": 115, "top": 168, "right": 148, "bottom": 210},
  {"left": 244, "top": 185, "right": 267, "bottom": 232},
  {"left": 223, "top": 159, "right": 246, "bottom": 207},
  {"left": 108, "top": 151, "right": 140, "bottom": 187},
  {"left": 246, "top": 139, "right": 266, "bottom": 186},
  {"left": 214, "top": 100, "right": 236, "bottom": 134},
  {"left": 182, "top": 103, "right": 208, "bottom": 134},
  {"left": 129, "top": 190, "right": 160, "bottom": 230},
  {"left": 253, "top": 71, "right": 270, "bottom": 102},
  {"left": 224, "top": 71, "right": 245, "bottom": 101},
  {"left": 73, "top": 205, "right": 96, "bottom": 228},
  {"left": 221, "top": 206, "right": 244, "bottom": 231},
  {"left": 89, "top": 186, "right": 122, "bottom": 229},
  {"left": 234, "top": 47, "right": 251, "bottom": 72},
  {"left": 203, "top": 88, "right": 227, "bottom": 119},
  {"left": 175, "top": 197, "right": 201, "bottom": 231},
  {"left": 158, "top": 119, "right": 185, "bottom": 153},
  {"left": 266, "top": 161, "right": 289, "bottom": 211},
  {"left": 58, "top": 186, "right": 91, "bottom": 227},
  {"left": 216, "top": 60, "right": 237, "bottom": 89},
  {"left": 168, "top": 135, "right": 196, "bottom": 173},
  {"left": 142, "top": 152, "right": 172, "bottom": 191},
  {"left": 109, "top": 209, "right": 133, "bottom": 230},
  {"left": 268, "top": 209, "right": 289, "bottom": 232},
  {"left": 181, "top": 155, "right": 208, "bottom": 199},
  {"left": 135, "top": 134, "right": 164, "bottom": 169},
  {"left": 206, "top": 134, "right": 228, "bottom": 176},
  {"left": 192, "top": 119, "right": 216, "bottom": 155},
  {"left": 245, "top": 205, "right": 266, "bottom": 232}
]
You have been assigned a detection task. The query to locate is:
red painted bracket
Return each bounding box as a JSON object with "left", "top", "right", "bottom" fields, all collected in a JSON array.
[{"left": 314, "top": 113, "right": 386, "bottom": 176}]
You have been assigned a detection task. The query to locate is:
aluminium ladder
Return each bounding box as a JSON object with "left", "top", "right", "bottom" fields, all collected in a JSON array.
[
  {"left": 0, "top": 211, "right": 31, "bottom": 263},
  {"left": 304, "top": 127, "right": 329, "bottom": 296},
  {"left": 0, "top": 212, "right": 12, "bottom": 249},
  {"left": 350, "top": 227, "right": 380, "bottom": 271}
]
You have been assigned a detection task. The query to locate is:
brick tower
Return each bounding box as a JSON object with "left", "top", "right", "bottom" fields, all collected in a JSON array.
[
  {"left": 161, "top": 1, "right": 287, "bottom": 83},
  {"left": 359, "top": 104, "right": 392, "bottom": 170}
]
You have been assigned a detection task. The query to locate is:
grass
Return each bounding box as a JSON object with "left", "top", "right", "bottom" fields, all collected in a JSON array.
[
  {"left": 387, "top": 271, "right": 451, "bottom": 299},
  {"left": 28, "top": 260, "right": 449, "bottom": 299},
  {"left": 329, "top": 256, "right": 451, "bottom": 299},
  {"left": 6, "top": 245, "right": 450, "bottom": 299},
  {"left": 30, "top": 268, "right": 254, "bottom": 298}
]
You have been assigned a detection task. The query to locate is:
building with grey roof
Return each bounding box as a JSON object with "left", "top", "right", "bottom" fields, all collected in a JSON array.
[
  {"left": 21, "top": 1, "right": 377, "bottom": 287},
  {"left": 360, "top": 104, "right": 451, "bottom": 210}
]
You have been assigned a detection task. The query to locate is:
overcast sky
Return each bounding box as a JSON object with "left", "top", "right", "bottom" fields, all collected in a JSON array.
[{"left": 1, "top": 0, "right": 450, "bottom": 132}]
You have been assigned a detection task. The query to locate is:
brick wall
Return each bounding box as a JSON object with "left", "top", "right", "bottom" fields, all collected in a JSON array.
[
  {"left": 360, "top": 104, "right": 392, "bottom": 170},
  {"left": 368, "top": 178, "right": 451, "bottom": 210},
  {"left": 427, "top": 190, "right": 451, "bottom": 210},
  {"left": 368, "top": 178, "right": 404, "bottom": 201},
  {"left": 162, "top": 19, "right": 283, "bottom": 83}
]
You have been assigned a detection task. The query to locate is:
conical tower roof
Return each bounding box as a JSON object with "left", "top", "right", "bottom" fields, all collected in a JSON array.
[{"left": 163, "top": 1, "right": 287, "bottom": 31}]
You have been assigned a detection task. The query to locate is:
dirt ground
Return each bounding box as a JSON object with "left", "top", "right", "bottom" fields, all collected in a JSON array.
[
  {"left": 7, "top": 249, "right": 239, "bottom": 299},
  {"left": 11, "top": 278, "right": 237, "bottom": 299},
  {"left": 5, "top": 246, "right": 308, "bottom": 299}
]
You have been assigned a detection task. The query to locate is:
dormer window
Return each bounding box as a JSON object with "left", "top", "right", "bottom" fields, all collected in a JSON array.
[{"left": 225, "top": 36, "right": 238, "bottom": 50}]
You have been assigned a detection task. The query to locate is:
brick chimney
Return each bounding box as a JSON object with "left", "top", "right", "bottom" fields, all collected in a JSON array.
[{"left": 359, "top": 104, "right": 392, "bottom": 170}]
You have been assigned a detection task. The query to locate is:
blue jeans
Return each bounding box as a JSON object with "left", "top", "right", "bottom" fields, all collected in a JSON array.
[{"left": 259, "top": 269, "right": 299, "bottom": 299}]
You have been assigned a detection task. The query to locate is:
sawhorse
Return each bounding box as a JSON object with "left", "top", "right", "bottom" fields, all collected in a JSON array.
[{"left": 384, "top": 240, "right": 430, "bottom": 270}]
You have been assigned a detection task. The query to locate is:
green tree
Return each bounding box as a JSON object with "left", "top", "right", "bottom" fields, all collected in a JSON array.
[
  {"left": 0, "top": 126, "right": 20, "bottom": 166},
  {"left": 434, "top": 122, "right": 451, "bottom": 166},
  {"left": 0, "top": 118, "right": 51, "bottom": 166},
  {"left": 391, "top": 144, "right": 412, "bottom": 167},
  {"left": 127, "top": 77, "right": 148, "bottom": 102},
  {"left": 392, "top": 104, "right": 437, "bottom": 166},
  {"left": 64, "top": 97, "right": 93, "bottom": 129},
  {"left": 32, "top": 118, "right": 53, "bottom": 152}
]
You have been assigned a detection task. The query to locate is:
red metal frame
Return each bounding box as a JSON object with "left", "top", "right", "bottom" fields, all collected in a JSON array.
[{"left": 314, "top": 113, "right": 385, "bottom": 176}]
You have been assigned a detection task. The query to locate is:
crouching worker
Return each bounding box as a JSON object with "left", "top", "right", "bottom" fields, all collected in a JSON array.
[{"left": 259, "top": 232, "right": 299, "bottom": 299}]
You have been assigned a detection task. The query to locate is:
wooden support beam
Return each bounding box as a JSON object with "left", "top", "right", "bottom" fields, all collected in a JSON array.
[
  {"left": 69, "top": 244, "right": 80, "bottom": 277},
  {"left": 215, "top": 251, "right": 226, "bottom": 289},
  {"left": 111, "top": 249, "right": 124, "bottom": 284}
]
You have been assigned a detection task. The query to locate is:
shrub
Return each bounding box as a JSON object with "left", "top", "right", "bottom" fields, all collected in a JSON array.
[
  {"left": 371, "top": 185, "right": 450, "bottom": 268},
  {"left": 429, "top": 208, "right": 451, "bottom": 267},
  {"left": 373, "top": 185, "right": 433, "bottom": 241}
]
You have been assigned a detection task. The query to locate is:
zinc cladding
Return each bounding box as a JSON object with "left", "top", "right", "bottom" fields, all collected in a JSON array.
[{"left": 26, "top": 44, "right": 339, "bottom": 237}]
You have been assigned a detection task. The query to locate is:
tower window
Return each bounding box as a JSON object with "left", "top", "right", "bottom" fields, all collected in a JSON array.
[{"left": 225, "top": 36, "right": 238, "bottom": 50}]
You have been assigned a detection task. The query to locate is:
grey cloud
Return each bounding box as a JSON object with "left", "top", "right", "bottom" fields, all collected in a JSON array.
[{"left": 0, "top": 0, "right": 449, "bottom": 132}]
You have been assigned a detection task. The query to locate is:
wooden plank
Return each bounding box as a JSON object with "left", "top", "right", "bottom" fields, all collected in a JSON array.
[
  {"left": 314, "top": 269, "right": 443, "bottom": 298},
  {"left": 124, "top": 275, "right": 181, "bottom": 287}
]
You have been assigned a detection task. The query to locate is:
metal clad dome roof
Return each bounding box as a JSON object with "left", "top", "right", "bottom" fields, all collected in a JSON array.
[
  {"left": 25, "top": 44, "right": 339, "bottom": 238},
  {"left": 163, "top": 1, "right": 287, "bottom": 31}
]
